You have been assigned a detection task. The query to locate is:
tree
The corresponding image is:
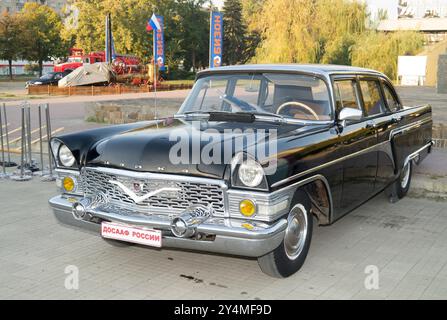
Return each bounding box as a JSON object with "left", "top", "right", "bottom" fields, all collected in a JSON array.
[
  {"left": 223, "top": 0, "right": 248, "bottom": 65},
  {"left": 68, "top": 0, "right": 209, "bottom": 72},
  {"left": 250, "top": 0, "right": 367, "bottom": 64},
  {"left": 19, "top": 3, "right": 67, "bottom": 76},
  {"left": 0, "top": 11, "right": 23, "bottom": 79},
  {"left": 351, "top": 30, "right": 424, "bottom": 79},
  {"left": 174, "top": 0, "right": 209, "bottom": 71}
]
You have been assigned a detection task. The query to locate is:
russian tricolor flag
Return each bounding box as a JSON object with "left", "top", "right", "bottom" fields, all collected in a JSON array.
[{"left": 146, "top": 13, "right": 161, "bottom": 31}]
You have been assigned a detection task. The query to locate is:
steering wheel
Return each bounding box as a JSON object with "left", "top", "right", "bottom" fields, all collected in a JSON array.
[{"left": 276, "top": 101, "right": 320, "bottom": 120}]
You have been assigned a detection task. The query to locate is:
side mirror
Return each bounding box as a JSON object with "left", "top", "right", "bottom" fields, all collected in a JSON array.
[{"left": 338, "top": 107, "right": 362, "bottom": 123}]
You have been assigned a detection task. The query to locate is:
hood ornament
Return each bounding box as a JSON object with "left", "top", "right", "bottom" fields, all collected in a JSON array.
[{"left": 109, "top": 180, "right": 180, "bottom": 204}]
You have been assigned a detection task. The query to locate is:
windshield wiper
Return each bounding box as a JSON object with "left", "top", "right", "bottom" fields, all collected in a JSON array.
[
  {"left": 176, "top": 111, "right": 330, "bottom": 125},
  {"left": 175, "top": 111, "right": 256, "bottom": 123}
]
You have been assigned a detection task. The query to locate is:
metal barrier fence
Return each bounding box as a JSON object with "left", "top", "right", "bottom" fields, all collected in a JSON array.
[{"left": 0, "top": 102, "right": 62, "bottom": 182}]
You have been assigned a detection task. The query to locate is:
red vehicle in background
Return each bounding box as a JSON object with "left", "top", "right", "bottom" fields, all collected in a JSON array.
[{"left": 54, "top": 48, "right": 141, "bottom": 75}]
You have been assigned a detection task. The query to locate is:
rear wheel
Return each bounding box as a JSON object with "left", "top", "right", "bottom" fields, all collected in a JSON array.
[
  {"left": 257, "top": 191, "right": 313, "bottom": 278},
  {"left": 386, "top": 161, "right": 413, "bottom": 202}
]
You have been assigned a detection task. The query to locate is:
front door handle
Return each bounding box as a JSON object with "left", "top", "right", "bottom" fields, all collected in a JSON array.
[{"left": 365, "top": 120, "right": 376, "bottom": 129}]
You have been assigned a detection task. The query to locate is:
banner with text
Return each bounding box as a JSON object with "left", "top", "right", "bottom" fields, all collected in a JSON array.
[
  {"left": 209, "top": 11, "right": 223, "bottom": 68},
  {"left": 154, "top": 15, "right": 165, "bottom": 71}
]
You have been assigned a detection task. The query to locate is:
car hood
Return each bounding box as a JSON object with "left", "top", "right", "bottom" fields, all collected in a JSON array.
[{"left": 85, "top": 118, "right": 315, "bottom": 180}]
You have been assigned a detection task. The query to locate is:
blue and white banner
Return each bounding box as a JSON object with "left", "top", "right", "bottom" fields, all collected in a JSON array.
[
  {"left": 154, "top": 15, "right": 165, "bottom": 71},
  {"left": 209, "top": 11, "right": 223, "bottom": 68}
]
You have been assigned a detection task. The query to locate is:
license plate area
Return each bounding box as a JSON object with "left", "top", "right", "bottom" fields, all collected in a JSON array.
[{"left": 101, "top": 221, "right": 162, "bottom": 248}]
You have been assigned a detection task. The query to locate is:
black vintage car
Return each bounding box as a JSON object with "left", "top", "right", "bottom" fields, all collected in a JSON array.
[
  {"left": 49, "top": 64, "right": 433, "bottom": 277},
  {"left": 25, "top": 70, "right": 72, "bottom": 88}
]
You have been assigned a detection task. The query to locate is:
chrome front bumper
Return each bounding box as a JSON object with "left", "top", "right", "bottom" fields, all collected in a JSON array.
[{"left": 49, "top": 195, "right": 287, "bottom": 257}]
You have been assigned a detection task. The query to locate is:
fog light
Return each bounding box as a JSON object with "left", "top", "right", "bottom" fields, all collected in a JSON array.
[
  {"left": 63, "top": 177, "right": 75, "bottom": 192},
  {"left": 239, "top": 199, "right": 256, "bottom": 217}
]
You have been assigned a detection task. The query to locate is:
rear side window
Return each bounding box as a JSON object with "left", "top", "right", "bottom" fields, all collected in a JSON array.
[
  {"left": 383, "top": 83, "right": 400, "bottom": 112},
  {"left": 334, "top": 80, "right": 360, "bottom": 112},
  {"left": 360, "top": 80, "right": 386, "bottom": 116}
]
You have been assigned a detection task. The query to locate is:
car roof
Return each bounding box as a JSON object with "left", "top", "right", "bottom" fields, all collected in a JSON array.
[{"left": 198, "top": 64, "right": 385, "bottom": 78}]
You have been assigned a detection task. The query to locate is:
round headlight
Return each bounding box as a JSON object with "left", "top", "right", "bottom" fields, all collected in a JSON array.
[
  {"left": 58, "top": 145, "right": 75, "bottom": 167},
  {"left": 238, "top": 158, "right": 264, "bottom": 187}
]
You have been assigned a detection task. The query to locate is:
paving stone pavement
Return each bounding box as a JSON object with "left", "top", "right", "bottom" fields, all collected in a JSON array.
[{"left": 0, "top": 178, "right": 446, "bottom": 300}]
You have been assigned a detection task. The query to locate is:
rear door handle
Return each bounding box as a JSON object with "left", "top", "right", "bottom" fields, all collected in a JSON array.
[{"left": 392, "top": 115, "right": 403, "bottom": 123}]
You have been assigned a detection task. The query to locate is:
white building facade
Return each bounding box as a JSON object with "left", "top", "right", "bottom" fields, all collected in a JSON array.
[
  {"left": 0, "top": 60, "right": 54, "bottom": 76},
  {"left": 0, "top": 0, "right": 67, "bottom": 14}
]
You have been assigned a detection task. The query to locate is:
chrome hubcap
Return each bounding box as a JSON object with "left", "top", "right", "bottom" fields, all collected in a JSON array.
[
  {"left": 284, "top": 204, "right": 308, "bottom": 260},
  {"left": 401, "top": 162, "right": 411, "bottom": 189}
]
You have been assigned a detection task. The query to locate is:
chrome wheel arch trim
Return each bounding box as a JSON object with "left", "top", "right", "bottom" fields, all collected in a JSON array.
[{"left": 272, "top": 174, "right": 334, "bottom": 224}]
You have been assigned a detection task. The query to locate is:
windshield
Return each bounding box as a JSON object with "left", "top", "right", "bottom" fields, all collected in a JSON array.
[{"left": 178, "top": 73, "right": 332, "bottom": 121}]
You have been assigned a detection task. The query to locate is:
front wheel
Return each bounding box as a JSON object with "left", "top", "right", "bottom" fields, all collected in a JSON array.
[{"left": 257, "top": 191, "right": 313, "bottom": 278}]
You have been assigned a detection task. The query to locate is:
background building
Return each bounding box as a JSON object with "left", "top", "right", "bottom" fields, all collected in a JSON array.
[{"left": 0, "top": 0, "right": 67, "bottom": 14}]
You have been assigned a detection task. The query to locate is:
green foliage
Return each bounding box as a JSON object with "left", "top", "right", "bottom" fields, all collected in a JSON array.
[
  {"left": 173, "top": 0, "right": 209, "bottom": 71},
  {"left": 250, "top": 0, "right": 424, "bottom": 79},
  {"left": 223, "top": 0, "right": 248, "bottom": 65},
  {"left": 251, "top": 0, "right": 367, "bottom": 64},
  {"left": 351, "top": 31, "right": 425, "bottom": 79},
  {"left": 69, "top": 0, "right": 209, "bottom": 71},
  {"left": 24, "top": 63, "right": 40, "bottom": 74},
  {"left": 0, "top": 11, "right": 23, "bottom": 79},
  {"left": 19, "top": 3, "right": 68, "bottom": 76}
]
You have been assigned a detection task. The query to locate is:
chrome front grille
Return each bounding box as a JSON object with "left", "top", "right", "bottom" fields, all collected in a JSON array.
[{"left": 80, "top": 167, "right": 226, "bottom": 217}]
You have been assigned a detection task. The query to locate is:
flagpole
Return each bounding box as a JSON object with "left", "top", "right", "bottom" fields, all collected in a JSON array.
[{"left": 153, "top": 28, "right": 158, "bottom": 127}]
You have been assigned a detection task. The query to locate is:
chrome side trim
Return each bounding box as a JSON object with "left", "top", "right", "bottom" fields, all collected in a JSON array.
[
  {"left": 271, "top": 141, "right": 388, "bottom": 188},
  {"left": 83, "top": 166, "right": 228, "bottom": 189},
  {"left": 55, "top": 168, "right": 80, "bottom": 176},
  {"left": 389, "top": 117, "right": 432, "bottom": 140},
  {"left": 271, "top": 117, "right": 432, "bottom": 189},
  {"left": 403, "top": 141, "right": 433, "bottom": 168}
]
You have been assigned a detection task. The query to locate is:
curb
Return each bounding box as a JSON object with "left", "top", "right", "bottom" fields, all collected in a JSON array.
[{"left": 409, "top": 173, "right": 447, "bottom": 200}]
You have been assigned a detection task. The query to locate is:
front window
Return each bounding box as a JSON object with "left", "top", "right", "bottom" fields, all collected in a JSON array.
[
  {"left": 334, "top": 79, "right": 361, "bottom": 112},
  {"left": 383, "top": 83, "right": 400, "bottom": 112},
  {"left": 359, "top": 80, "right": 386, "bottom": 116},
  {"left": 179, "top": 73, "right": 332, "bottom": 121}
]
